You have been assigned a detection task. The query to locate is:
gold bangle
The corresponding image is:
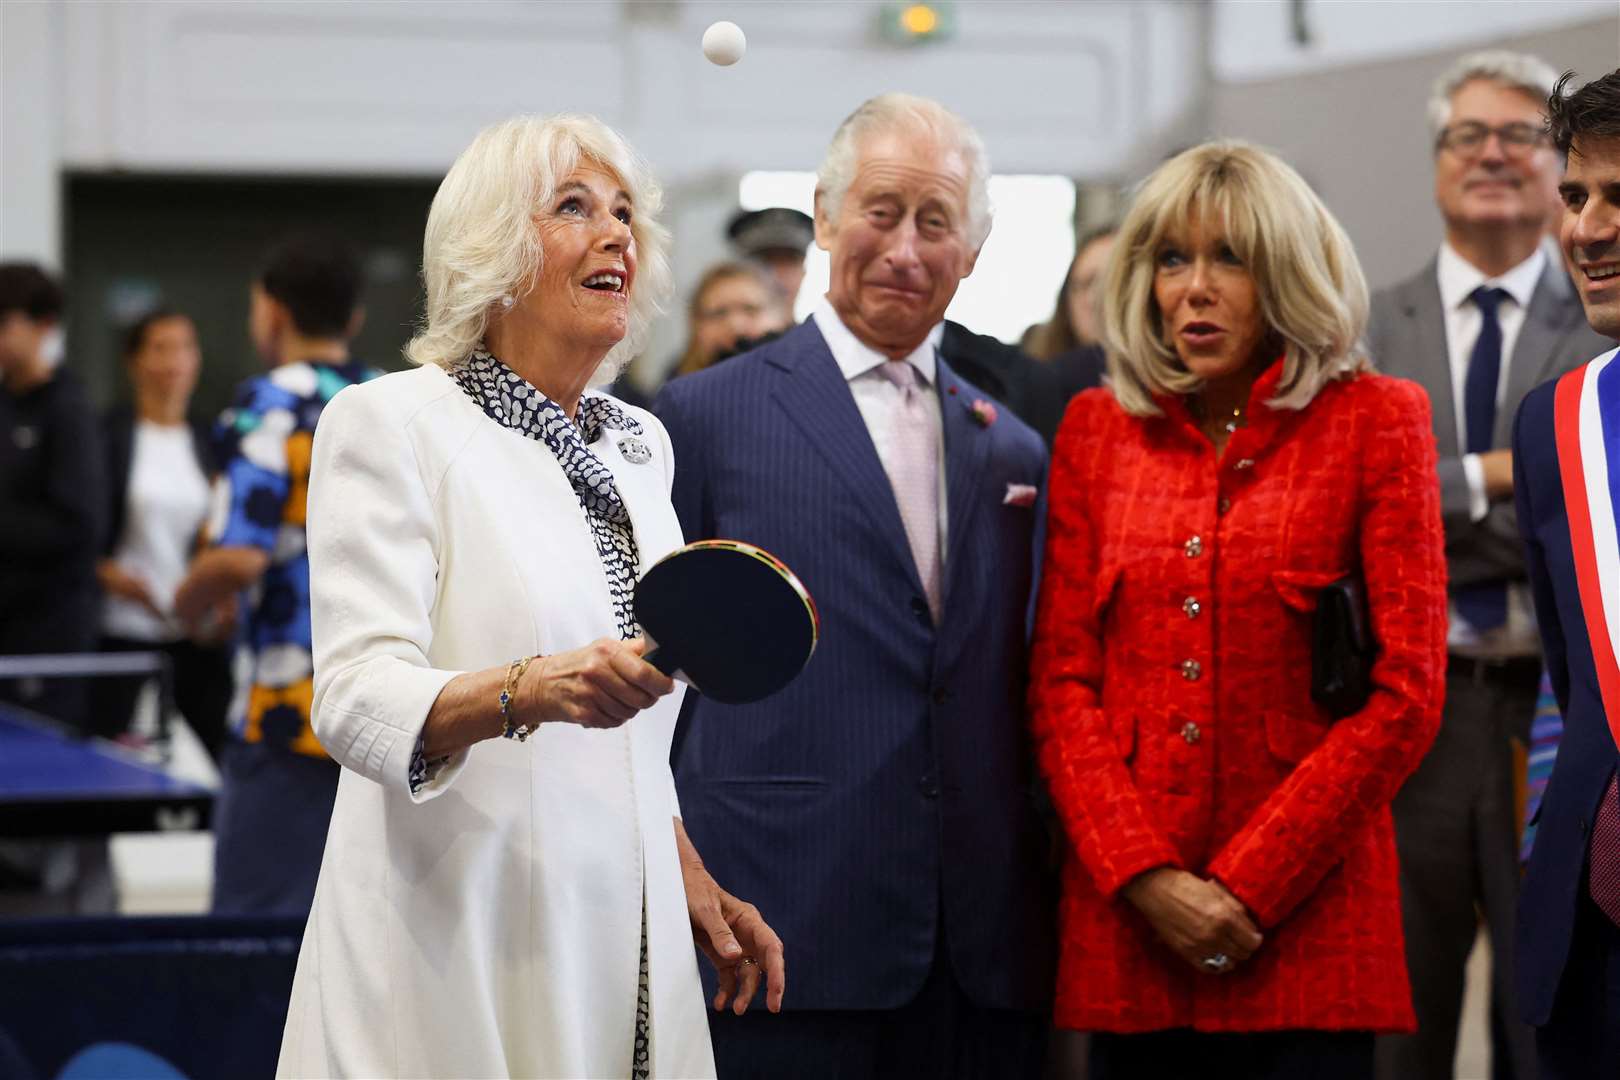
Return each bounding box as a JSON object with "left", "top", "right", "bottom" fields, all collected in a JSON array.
[{"left": 500, "top": 655, "right": 537, "bottom": 741}]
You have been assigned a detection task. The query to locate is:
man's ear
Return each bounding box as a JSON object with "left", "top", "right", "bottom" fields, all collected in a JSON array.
[
  {"left": 813, "top": 189, "right": 835, "bottom": 253},
  {"left": 346, "top": 306, "right": 366, "bottom": 340},
  {"left": 961, "top": 225, "right": 989, "bottom": 280}
]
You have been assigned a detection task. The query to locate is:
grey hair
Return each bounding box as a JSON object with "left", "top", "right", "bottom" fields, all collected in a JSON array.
[
  {"left": 405, "top": 114, "right": 672, "bottom": 383},
  {"left": 815, "top": 93, "right": 993, "bottom": 248},
  {"left": 1427, "top": 50, "right": 1561, "bottom": 141}
]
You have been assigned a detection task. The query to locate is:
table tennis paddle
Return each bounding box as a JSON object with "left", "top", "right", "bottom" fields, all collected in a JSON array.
[{"left": 635, "top": 539, "right": 819, "bottom": 704}]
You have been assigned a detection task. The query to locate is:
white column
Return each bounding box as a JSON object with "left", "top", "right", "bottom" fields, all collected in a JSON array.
[{"left": 0, "top": 0, "right": 61, "bottom": 265}]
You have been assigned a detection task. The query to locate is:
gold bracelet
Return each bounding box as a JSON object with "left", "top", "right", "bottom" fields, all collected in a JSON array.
[{"left": 500, "top": 655, "right": 537, "bottom": 741}]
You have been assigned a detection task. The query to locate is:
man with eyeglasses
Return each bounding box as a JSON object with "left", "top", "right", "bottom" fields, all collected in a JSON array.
[{"left": 1368, "top": 51, "right": 1610, "bottom": 1080}]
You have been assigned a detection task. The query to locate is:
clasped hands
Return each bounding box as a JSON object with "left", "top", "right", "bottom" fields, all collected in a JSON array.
[{"left": 1122, "top": 866, "right": 1263, "bottom": 976}]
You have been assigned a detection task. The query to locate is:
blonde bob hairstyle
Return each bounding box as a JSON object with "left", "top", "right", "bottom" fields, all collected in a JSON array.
[
  {"left": 1100, "top": 140, "right": 1370, "bottom": 418},
  {"left": 404, "top": 114, "right": 673, "bottom": 383}
]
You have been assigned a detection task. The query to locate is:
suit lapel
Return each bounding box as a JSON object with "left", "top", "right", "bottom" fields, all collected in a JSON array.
[
  {"left": 938, "top": 356, "right": 992, "bottom": 615},
  {"left": 1399, "top": 266, "right": 1462, "bottom": 459},
  {"left": 768, "top": 320, "right": 923, "bottom": 590},
  {"left": 1501, "top": 263, "right": 1579, "bottom": 446}
]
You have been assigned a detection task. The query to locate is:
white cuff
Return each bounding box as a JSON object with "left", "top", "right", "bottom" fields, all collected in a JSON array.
[{"left": 1463, "top": 453, "right": 1490, "bottom": 523}]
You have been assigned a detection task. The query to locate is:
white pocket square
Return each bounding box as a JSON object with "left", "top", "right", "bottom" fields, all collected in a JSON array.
[{"left": 1003, "top": 483, "right": 1038, "bottom": 508}]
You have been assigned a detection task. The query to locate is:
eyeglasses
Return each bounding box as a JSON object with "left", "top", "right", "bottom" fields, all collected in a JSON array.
[{"left": 1436, "top": 121, "right": 1549, "bottom": 158}]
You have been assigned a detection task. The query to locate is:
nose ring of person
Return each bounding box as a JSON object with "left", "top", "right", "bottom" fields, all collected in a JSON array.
[{"left": 1201, "top": 953, "right": 1231, "bottom": 973}]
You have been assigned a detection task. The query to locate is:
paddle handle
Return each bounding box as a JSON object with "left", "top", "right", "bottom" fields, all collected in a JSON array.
[{"left": 642, "top": 636, "right": 691, "bottom": 686}]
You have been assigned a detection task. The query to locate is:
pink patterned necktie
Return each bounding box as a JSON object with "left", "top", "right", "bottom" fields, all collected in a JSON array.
[
  {"left": 876, "top": 360, "right": 942, "bottom": 620},
  {"left": 1592, "top": 774, "right": 1620, "bottom": 927}
]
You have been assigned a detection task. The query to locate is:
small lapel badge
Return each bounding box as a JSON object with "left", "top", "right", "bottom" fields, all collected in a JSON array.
[{"left": 618, "top": 435, "right": 653, "bottom": 465}]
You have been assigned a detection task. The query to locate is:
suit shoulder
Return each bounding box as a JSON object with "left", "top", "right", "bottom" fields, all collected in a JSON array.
[
  {"left": 326, "top": 364, "right": 459, "bottom": 423},
  {"left": 1334, "top": 371, "right": 1433, "bottom": 428}
]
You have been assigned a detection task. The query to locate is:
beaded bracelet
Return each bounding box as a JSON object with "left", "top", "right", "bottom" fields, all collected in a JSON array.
[{"left": 500, "top": 655, "right": 538, "bottom": 741}]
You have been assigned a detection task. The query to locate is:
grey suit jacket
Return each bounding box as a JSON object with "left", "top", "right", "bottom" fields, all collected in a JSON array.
[{"left": 1366, "top": 257, "right": 1609, "bottom": 589}]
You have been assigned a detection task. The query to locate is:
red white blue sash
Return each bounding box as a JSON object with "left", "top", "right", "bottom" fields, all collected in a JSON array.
[{"left": 1554, "top": 346, "right": 1620, "bottom": 753}]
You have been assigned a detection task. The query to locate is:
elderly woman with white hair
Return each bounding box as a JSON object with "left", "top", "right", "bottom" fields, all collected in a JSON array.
[
  {"left": 276, "top": 114, "right": 782, "bottom": 1079},
  {"left": 1028, "top": 141, "right": 1448, "bottom": 1078}
]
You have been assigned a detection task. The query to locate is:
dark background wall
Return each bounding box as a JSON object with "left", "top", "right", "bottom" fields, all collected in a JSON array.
[{"left": 64, "top": 175, "right": 438, "bottom": 423}]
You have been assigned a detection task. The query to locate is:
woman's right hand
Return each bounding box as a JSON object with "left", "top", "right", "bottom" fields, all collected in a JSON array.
[
  {"left": 97, "top": 559, "right": 161, "bottom": 617},
  {"left": 1121, "top": 866, "right": 1264, "bottom": 975},
  {"left": 518, "top": 637, "right": 676, "bottom": 730}
]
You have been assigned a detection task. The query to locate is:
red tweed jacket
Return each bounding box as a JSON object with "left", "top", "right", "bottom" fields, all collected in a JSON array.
[{"left": 1029, "top": 363, "right": 1447, "bottom": 1034}]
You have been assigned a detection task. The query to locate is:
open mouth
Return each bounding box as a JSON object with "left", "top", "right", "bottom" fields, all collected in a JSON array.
[
  {"left": 1181, "top": 321, "right": 1225, "bottom": 341},
  {"left": 582, "top": 271, "right": 626, "bottom": 294},
  {"left": 1581, "top": 263, "right": 1620, "bottom": 285}
]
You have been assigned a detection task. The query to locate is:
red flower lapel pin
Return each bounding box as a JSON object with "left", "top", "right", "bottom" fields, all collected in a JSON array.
[{"left": 969, "top": 398, "right": 997, "bottom": 428}]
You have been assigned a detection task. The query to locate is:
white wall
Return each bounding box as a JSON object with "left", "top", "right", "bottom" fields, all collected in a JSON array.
[{"left": 1212, "top": 0, "right": 1615, "bottom": 84}]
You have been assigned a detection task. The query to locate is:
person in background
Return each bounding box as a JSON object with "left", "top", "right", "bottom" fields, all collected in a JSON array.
[
  {"left": 1022, "top": 224, "right": 1117, "bottom": 360},
  {"left": 1511, "top": 66, "right": 1620, "bottom": 1079},
  {"left": 1031, "top": 140, "right": 1446, "bottom": 1079},
  {"left": 94, "top": 309, "right": 233, "bottom": 758},
  {"left": 173, "top": 232, "right": 376, "bottom": 917},
  {"left": 727, "top": 206, "right": 815, "bottom": 315},
  {"left": 674, "top": 260, "right": 790, "bottom": 377},
  {"left": 658, "top": 92, "right": 1054, "bottom": 1079},
  {"left": 1365, "top": 50, "right": 1610, "bottom": 1080},
  {"left": 0, "top": 262, "right": 114, "bottom": 918},
  {"left": 0, "top": 263, "right": 104, "bottom": 729}
]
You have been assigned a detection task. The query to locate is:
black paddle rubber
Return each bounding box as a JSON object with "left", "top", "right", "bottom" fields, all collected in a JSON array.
[{"left": 635, "top": 540, "right": 819, "bottom": 705}]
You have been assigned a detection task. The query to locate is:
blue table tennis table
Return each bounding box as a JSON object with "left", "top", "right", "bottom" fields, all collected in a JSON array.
[{"left": 0, "top": 705, "right": 213, "bottom": 840}]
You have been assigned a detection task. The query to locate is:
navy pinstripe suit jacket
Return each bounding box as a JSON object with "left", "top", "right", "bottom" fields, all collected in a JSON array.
[{"left": 654, "top": 317, "right": 1057, "bottom": 1012}]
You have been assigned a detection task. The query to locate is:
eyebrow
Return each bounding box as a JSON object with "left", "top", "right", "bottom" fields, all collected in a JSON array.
[{"left": 557, "top": 181, "right": 632, "bottom": 204}]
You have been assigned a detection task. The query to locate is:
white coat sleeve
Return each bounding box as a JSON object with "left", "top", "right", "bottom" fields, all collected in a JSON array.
[{"left": 306, "top": 384, "right": 467, "bottom": 801}]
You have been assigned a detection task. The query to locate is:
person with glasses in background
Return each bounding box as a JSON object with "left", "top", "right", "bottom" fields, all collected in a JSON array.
[{"left": 1366, "top": 51, "right": 1610, "bottom": 1080}]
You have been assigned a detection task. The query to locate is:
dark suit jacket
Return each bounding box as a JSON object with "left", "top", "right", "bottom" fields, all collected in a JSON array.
[
  {"left": 937, "top": 322, "right": 1105, "bottom": 448},
  {"left": 100, "top": 405, "right": 216, "bottom": 555},
  {"left": 1366, "top": 258, "right": 1608, "bottom": 592},
  {"left": 1512, "top": 361, "right": 1620, "bottom": 1025},
  {"left": 654, "top": 317, "right": 1056, "bottom": 1012}
]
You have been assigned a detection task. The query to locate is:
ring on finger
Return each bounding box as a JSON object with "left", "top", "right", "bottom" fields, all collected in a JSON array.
[
  {"left": 1200, "top": 953, "right": 1232, "bottom": 973},
  {"left": 737, "top": 956, "right": 758, "bottom": 968}
]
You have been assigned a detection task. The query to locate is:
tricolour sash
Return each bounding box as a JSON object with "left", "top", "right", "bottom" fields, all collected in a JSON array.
[{"left": 1553, "top": 346, "right": 1620, "bottom": 753}]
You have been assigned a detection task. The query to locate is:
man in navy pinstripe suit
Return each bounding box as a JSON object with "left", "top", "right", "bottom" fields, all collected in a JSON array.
[{"left": 655, "top": 93, "right": 1055, "bottom": 1078}]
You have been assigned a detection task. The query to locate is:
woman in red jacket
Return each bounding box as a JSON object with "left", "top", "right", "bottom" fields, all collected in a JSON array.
[{"left": 1029, "top": 141, "right": 1447, "bottom": 1079}]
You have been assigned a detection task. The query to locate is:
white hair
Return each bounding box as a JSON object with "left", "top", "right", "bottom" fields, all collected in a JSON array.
[
  {"left": 1427, "top": 50, "right": 1561, "bottom": 142},
  {"left": 815, "top": 93, "right": 993, "bottom": 249},
  {"left": 405, "top": 114, "right": 673, "bottom": 383}
]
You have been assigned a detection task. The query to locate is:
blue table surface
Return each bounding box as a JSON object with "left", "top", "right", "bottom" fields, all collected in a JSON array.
[{"left": 0, "top": 709, "right": 210, "bottom": 802}]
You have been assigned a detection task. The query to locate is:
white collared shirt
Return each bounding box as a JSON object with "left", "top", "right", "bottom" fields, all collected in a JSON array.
[
  {"left": 1435, "top": 242, "right": 1545, "bottom": 656},
  {"left": 811, "top": 294, "right": 949, "bottom": 557}
]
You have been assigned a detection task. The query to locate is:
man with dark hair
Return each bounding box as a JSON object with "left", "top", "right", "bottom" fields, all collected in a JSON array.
[
  {"left": 1366, "top": 50, "right": 1610, "bottom": 1080},
  {"left": 0, "top": 263, "right": 115, "bottom": 917},
  {"left": 174, "top": 232, "right": 377, "bottom": 916},
  {"left": 0, "top": 263, "right": 105, "bottom": 728},
  {"left": 1513, "top": 66, "right": 1620, "bottom": 1079}
]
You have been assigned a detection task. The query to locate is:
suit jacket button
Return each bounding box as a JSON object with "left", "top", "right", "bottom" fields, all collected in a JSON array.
[
  {"left": 1180, "top": 659, "right": 1202, "bottom": 681},
  {"left": 910, "top": 596, "right": 930, "bottom": 622},
  {"left": 1184, "top": 535, "right": 1204, "bottom": 558},
  {"left": 919, "top": 776, "right": 940, "bottom": 798},
  {"left": 1181, "top": 721, "right": 1201, "bottom": 745},
  {"left": 1183, "top": 596, "right": 1202, "bottom": 619}
]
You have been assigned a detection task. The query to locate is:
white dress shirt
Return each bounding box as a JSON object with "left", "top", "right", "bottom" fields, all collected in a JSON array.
[
  {"left": 1436, "top": 242, "right": 1545, "bottom": 656},
  {"left": 812, "top": 294, "right": 949, "bottom": 555},
  {"left": 102, "top": 421, "right": 210, "bottom": 642}
]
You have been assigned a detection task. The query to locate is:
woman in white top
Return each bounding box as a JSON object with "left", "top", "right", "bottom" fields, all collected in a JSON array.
[
  {"left": 277, "top": 115, "right": 784, "bottom": 1079},
  {"left": 94, "top": 310, "right": 232, "bottom": 756}
]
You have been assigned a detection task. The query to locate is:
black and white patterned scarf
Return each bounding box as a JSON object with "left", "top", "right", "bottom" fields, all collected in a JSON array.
[{"left": 452, "top": 347, "right": 643, "bottom": 639}]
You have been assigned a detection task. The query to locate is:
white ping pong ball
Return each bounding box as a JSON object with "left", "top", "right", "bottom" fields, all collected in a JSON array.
[{"left": 702, "top": 21, "right": 746, "bottom": 66}]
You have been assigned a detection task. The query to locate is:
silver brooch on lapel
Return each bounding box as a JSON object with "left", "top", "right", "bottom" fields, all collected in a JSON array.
[{"left": 618, "top": 435, "right": 653, "bottom": 465}]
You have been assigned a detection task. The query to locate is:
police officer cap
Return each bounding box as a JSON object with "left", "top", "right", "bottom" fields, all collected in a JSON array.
[{"left": 726, "top": 208, "right": 814, "bottom": 257}]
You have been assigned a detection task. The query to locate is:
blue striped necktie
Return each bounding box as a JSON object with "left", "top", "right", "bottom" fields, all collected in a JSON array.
[{"left": 1456, "top": 285, "right": 1509, "bottom": 632}]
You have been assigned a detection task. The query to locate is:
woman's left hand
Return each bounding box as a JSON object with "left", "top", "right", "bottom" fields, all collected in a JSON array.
[{"left": 674, "top": 818, "right": 785, "bottom": 1015}]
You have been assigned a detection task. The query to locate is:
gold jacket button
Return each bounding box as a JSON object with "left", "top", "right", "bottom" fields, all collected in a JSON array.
[
  {"left": 1183, "top": 597, "right": 1202, "bottom": 619},
  {"left": 1181, "top": 721, "right": 1202, "bottom": 745},
  {"left": 1180, "top": 659, "right": 1202, "bottom": 681},
  {"left": 1184, "top": 535, "right": 1204, "bottom": 558}
]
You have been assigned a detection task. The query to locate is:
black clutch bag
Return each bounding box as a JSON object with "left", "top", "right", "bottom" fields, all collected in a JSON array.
[{"left": 1311, "top": 574, "right": 1379, "bottom": 718}]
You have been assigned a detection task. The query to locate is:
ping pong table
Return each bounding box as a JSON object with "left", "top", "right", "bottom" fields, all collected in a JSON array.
[{"left": 0, "top": 653, "right": 214, "bottom": 840}]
